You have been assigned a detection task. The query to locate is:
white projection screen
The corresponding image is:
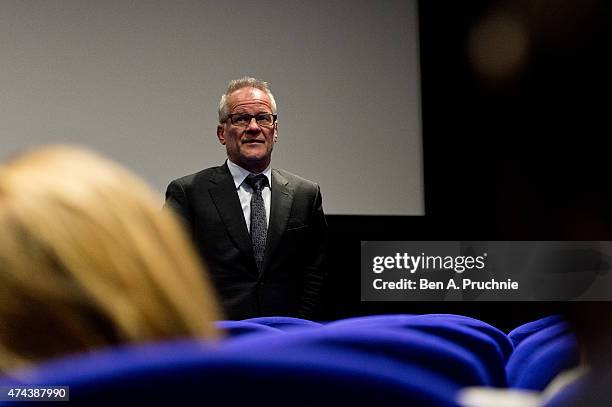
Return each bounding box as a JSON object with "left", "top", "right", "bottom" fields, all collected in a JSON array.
[{"left": 0, "top": 0, "right": 423, "bottom": 215}]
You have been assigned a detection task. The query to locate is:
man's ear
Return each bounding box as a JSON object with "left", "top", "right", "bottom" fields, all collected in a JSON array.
[
  {"left": 273, "top": 122, "right": 278, "bottom": 142},
  {"left": 216, "top": 124, "right": 226, "bottom": 145}
]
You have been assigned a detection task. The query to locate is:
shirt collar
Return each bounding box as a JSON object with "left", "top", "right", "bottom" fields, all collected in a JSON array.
[{"left": 226, "top": 159, "right": 272, "bottom": 190}]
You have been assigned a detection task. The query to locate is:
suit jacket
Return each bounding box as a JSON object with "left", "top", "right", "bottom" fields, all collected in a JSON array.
[{"left": 165, "top": 163, "right": 327, "bottom": 320}]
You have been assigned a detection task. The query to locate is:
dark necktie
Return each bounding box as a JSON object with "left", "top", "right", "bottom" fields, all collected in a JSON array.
[{"left": 244, "top": 174, "right": 268, "bottom": 273}]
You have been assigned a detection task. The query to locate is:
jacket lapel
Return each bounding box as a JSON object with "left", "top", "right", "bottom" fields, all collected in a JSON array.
[
  {"left": 208, "top": 164, "right": 258, "bottom": 276},
  {"left": 263, "top": 169, "right": 294, "bottom": 274}
]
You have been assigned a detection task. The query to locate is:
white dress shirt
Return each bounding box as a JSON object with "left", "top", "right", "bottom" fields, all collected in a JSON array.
[{"left": 226, "top": 159, "right": 272, "bottom": 232}]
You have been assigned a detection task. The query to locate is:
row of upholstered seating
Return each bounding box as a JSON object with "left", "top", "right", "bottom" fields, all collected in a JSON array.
[
  {"left": 222, "top": 314, "right": 579, "bottom": 391},
  {"left": 0, "top": 314, "right": 580, "bottom": 406}
]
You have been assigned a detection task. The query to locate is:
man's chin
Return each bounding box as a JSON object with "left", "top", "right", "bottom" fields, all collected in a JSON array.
[
  {"left": 234, "top": 153, "right": 271, "bottom": 171},
  {"left": 240, "top": 154, "right": 266, "bottom": 162},
  {"left": 239, "top": 148, "right": 271, "bottom": 162}
]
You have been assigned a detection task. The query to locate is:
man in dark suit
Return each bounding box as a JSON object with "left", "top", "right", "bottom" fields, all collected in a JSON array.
[{"left": 165, "top": 77, "right": 327, "bottom": 320}]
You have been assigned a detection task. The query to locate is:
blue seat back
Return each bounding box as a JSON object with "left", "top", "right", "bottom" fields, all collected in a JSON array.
[
  {"left": 506, "top": 322, "right": 578, "bottom": 390},
  {"left": 215, "top": 320, "right": 281, "bottom": 337},
  {"left": 0, "top": 338, "right": 461, "bottom": 406},
  {"left": 508, "top": 315, "right": 565, "bottom": 349},
  {"left": 225, "top": 325, "right": 492, "bottom": 387},
  {"left": 327, "top": 313, "right": 512, "bottom": 384},
  {"left": 242, "top": 316, "right": 322, "bottom": 331}
]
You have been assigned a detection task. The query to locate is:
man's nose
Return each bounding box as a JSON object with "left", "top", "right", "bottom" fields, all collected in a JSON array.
[
  {"left": 245, "top": 117, "right": 261, "bottom": 132},
  {"left": 246, "top": 117, "right": 261, "bottom": 133}
]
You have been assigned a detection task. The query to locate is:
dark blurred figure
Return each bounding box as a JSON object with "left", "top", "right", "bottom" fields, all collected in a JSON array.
[{"left": 563, "top": 303, "right": 612, "bottom": 406}]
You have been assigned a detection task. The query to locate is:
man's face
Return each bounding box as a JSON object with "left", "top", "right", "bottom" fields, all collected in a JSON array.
[{"left": 217, "top": 87, "right": 277, "bottom": 172}]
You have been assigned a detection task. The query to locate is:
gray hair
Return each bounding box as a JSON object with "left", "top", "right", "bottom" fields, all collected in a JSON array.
[{"left": 217, "top": 76, "right": 277, "bottom": 123}]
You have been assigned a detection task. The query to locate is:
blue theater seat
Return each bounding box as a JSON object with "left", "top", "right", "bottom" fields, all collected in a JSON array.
[
  {"left": 508, "top": 335, "right": 579, "bottom": 391},
  {"left": 414, "top": 314, "right": 514, "bottom": 363},
  {"left": 327, "top": 314, "right": 512, "bottom": 384},
  {"left": 506, "top": 322, "right": 578, "bottom": 390},
  {"left": 328, "top": 314, "right": 512, "bottom": 362},
  {"left": 224, "top": 325, "right": 492, "bottom": 387},
  {"left": 508, "top": 315, "right": 566, "bottom": 349},
  {"left": 242, "top": 316, "right": 322, "bottom": 331},
  {"left": 325, "top": 314, "right": 415, "bottom": 328},
  {"left": 215, "top": 320, "right": 282, "bottom": 337},
  {"left": 0, "top": 337, "right": 462, "bottom": 406}
]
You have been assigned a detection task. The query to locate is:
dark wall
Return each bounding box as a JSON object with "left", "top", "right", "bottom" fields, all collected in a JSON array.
[
  {"left": 420, "top": 0, "right": 610, "bottom": 239},
  {"left": 319, "top": 0, "right": 610, "bottom": 332}
]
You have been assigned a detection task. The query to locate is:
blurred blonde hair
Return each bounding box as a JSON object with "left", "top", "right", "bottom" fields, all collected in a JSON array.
[{"left": 0, "top": 146, "right": 222, "bottom": 373}]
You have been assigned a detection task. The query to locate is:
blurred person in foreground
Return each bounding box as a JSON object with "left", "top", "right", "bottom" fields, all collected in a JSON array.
[
  {"left": 562, "top": 302, "right": 612, "bottom": 407},
  {"left": 0, "top": 146, "right": 222, "bottom": 374}
]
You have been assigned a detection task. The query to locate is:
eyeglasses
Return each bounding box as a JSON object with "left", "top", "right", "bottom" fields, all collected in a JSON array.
[{"left": 226, "top": 113, "right": 277, "bottom": 127}]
